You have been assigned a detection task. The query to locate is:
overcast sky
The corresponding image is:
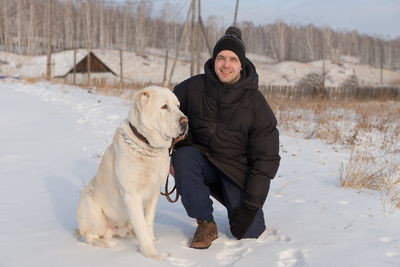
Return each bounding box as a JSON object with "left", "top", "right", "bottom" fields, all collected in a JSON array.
[{"left": 150, "top": 0, "right": 400, "bottom": 39}]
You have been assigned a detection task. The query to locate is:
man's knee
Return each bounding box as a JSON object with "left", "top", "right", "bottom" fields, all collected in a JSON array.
[
  {"left": 172, "top": 146, "right": 203, "bottom": 167},
  {"left": 172, "top": 146, "right": 205, "bottom": 184}
]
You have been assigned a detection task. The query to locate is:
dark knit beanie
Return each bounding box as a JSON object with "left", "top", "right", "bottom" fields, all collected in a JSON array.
[{"left": 213, "top": 26, "right": 246, "bottom": 65}]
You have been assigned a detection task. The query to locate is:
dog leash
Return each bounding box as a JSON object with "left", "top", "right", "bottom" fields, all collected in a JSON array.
[
  {"left": 161, "top": 173, "right": 179, "bottom": 203},
  {"left": 161, "top": 136, "right": 185, "bottom": 203}
]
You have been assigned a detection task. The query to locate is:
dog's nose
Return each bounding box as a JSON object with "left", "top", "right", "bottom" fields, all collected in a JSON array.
[{"left": 179, "top": 116, "right": 188, "bottom": 127}]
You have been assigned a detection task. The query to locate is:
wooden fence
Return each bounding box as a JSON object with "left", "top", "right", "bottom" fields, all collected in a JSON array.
[{"left": 259, "top": 85, "right": 400, "bottom": 100}]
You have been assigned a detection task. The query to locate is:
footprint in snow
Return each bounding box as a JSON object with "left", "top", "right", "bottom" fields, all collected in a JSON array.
[
  {"left": 0, "top": 154, "right": 22, "bottom": 162},
  {"left": 257, "top": 227, "right": 291, "bottom": 243},
  {"left": 166, "top": 256, "right": 197, "bottom": 267},
  {"left": 293, "top": 199, "right": 307, "bottom": 203},
  {"left": 216, "top": 240, "right": 252, "bottom": 266},
  {"left": 278, "top": 248, "right": 306, "bottom": 267},
  {"left": 378, "top": 236, "right": 396, "bottom": 243},
  {"left": 386, "top": 251, "right": 400, "bottom": 258}
]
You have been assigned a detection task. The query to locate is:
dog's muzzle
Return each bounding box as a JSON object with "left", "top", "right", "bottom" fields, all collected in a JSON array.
[{"left": 179, "top": 116, "right": 189, "bottom": 136}]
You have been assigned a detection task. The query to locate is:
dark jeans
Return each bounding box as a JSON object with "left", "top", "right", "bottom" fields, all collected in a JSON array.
[{"left": 171, "top": 146, "right": 266, "bottom": 238}]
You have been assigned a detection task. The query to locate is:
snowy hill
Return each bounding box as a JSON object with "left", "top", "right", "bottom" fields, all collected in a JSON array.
[
  {"left": 1, "top": 80, "right": 399, "bottom": 267},
  {"left": 0, "top": 49, "right": 399, "bottom": 87}
]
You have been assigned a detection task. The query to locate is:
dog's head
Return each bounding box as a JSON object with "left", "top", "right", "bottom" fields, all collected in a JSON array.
[{"left": 129, "top": 86, "right": 188, "bottom": 148}]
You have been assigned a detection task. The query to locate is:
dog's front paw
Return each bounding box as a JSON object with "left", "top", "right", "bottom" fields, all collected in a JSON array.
[
  {"left": 141, "top": 250, "right": 166, "bottom": 260},
  {"left": 140, "top": 245, "right": 167, "bottom": 260},
  {"left": 88, "top": 238, "right": 111, "bottom": 248},
  {"left": 150, "top": 252, "right": 168, "bottom": 261}
]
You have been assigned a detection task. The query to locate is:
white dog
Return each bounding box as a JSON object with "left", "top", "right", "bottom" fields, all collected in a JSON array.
[{"left": 76, "top": 86, "right": 188, "bottom": 259}]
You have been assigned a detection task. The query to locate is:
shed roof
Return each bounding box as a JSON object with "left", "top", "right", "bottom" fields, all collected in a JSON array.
[{"left": 50, "top": 50, "right": 118, "bottom": 78}]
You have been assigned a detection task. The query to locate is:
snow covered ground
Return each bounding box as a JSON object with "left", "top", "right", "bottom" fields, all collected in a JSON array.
[{"left": 1, "top": 80, "right": 399, "bottom": 267}]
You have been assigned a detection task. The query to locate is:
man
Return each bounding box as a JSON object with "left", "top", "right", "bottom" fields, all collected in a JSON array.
[{"left": 171, "top": 26, "right": 280, "bottom": 249}]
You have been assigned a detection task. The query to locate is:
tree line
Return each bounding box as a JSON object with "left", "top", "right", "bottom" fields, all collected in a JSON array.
[{"left": 0, "top": 0, "right": 399, "bottom": 70}]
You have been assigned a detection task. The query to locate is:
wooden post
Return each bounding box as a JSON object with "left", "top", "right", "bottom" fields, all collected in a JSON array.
[
  {"left": 73, "top": 48, "right": 77, "bottom": 84},
  {"left": 87, "top": 51, "right": 91, "bottom": 84},
  {"left": 163, "top": 49, "right": 169, "bottom": 86},
  {"left": 46, "top": 0, "right": 53, "bottom": 80},
  {"left": 86, "top": 2, "right": 91, "bottom": 85},
  {"left": 120, "top": 49, "right": 124, "bottom": 87}
]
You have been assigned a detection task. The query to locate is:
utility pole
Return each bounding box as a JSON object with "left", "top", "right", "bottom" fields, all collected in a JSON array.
[
  {"left": 233, "top": 0, "right": 240, "bottom": 26},
  {"left": 166, "top": 0, "right": 194, "bottom": 86},
  {"left": 196, "top": 0, "right": 202, "bottom": 74},
  {"left": 86, "top": 1, "right": 91, "bottom": 84},
  {"left": 46, "top": 0, "right": 53, "bottom": 80},
  {"left": 190, "top": 0, "right": 196, "bottom": 76},
  {"left": 322, "top": 58, "right": 326, "bottom": 88},
  {"left": 380, "top": 41, "right": 384, "bottom": 85},
  {"left": 321, "top": 40, "right": 326, "bottom": 88},
  {"left": 198, "top": 11, "right": 212, "bottom": 55},
  {"left": 166, "top": 0, "right": 211, "bottom": 86}
]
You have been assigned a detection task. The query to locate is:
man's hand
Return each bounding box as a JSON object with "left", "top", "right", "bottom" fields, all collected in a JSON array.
[{"left": 229, "top": 205, "right": 257, "bottom": 239}]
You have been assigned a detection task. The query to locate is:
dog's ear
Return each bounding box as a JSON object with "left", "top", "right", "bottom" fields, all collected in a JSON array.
[{"left": 136, "top": 89, "right": 152, "bottom": 109}]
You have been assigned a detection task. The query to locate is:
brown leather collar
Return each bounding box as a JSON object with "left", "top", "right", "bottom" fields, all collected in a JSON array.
[{"left": 129, "top": 122, "right": 150, "bottom": 145}]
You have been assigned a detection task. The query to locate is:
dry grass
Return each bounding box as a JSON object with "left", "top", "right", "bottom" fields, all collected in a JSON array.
[
  {"left": 270, "top": 97, "right": 399, "bottom": 147},
  {"left": 24, "top": 77, "right": 44, "bottom": 84},
  {"left": 339, "top": 149, "right": 383, "bottom": 190},
  {"left": 338, "top": 148, "right": 400, "bottom": 210},
  {"left": 269, "top": 96, "right": 400, "bottom": 209}
]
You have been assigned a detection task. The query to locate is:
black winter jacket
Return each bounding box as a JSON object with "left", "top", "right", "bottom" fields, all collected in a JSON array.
[{"left": 173, "top": 58, "right": 280, "bottom": 211}]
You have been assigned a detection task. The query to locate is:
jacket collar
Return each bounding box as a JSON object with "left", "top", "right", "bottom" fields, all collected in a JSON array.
[
  {"left": 205, "top": 58, "right": 258, "bottom": 88},
  {"left": 204, "top": 57, "right": 259, "bottom": 104}
]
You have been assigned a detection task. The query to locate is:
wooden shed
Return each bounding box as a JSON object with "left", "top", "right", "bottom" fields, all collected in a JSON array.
[
  {"left": 54, "top": 51, "right": 119, "bottom": 84},
  {"left": 63, "top": 51, "right": 117, "bottom": 76}
]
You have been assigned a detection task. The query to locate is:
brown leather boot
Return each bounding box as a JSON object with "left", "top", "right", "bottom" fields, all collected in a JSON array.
[{"left": 190, "top": 220, "right": 218, "bottom": 249}]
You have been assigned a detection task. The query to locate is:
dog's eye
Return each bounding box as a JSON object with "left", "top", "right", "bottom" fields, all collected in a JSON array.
[{"left": 161, "top": 104, "right": 169, "bottom": 110}]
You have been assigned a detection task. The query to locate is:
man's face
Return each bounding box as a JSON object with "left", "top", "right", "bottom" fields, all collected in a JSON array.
[{"left": 214, "top": 50, "right": 242, "bottom": 84}]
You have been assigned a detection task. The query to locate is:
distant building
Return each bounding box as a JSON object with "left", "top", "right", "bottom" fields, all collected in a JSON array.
[{"left": 55, "top": 51, "right": 118, "bottom": 84}]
